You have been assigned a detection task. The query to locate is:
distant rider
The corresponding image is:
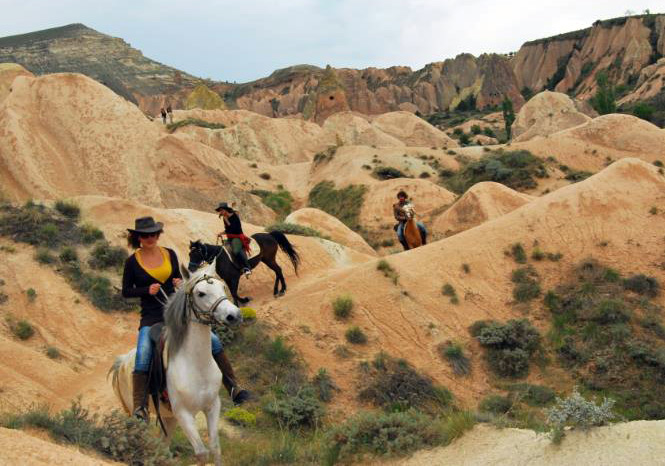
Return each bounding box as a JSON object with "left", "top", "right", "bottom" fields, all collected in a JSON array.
[
  {"left": 393, "top": 190, "right": 427, "bottom": 250},
  {"left": 216, "top": 202, "right": 252, "bottom": 278}
]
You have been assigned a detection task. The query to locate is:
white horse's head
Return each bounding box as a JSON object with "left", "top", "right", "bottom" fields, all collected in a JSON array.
[
  {"left": 402, "top": 203, "right": 415, "bottom": 219},
  {"left": 182, "top": 262, "right": 242, "bottom": 326}
]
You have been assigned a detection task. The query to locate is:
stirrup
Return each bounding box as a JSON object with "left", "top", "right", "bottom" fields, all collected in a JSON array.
[{"left": 133, "top": 406, "right": 149, "bottom": 422}]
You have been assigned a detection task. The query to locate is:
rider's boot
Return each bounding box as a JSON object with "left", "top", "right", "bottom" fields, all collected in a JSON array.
[
  {"left": 132, "top": 372, "right": 149, "bottom": 422},
  {"left": 237, "top": 250, "right": 252, "bottom": 278},
  {"left": 213, "top": 351, "right": 251, "bottom": 405},
  {"left": 398, "top": 237, "right": 409, "bottom": 251}
]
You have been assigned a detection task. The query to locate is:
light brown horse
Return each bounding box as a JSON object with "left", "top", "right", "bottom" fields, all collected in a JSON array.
[{"left": 403, "top": 204, "right": 423, "bottom": 249}]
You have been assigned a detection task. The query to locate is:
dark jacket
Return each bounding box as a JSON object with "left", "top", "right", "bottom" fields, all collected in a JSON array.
[
  {"left": 122, "top": 247, "right": 182, "bottom": 329},
  {"left": 223, "top": 213, "right": 244, "bottom": 235}
]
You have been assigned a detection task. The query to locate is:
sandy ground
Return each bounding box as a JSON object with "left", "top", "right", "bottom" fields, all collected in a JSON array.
[{"left": 391, "top": 421, "right": 665, "bottom": 466}]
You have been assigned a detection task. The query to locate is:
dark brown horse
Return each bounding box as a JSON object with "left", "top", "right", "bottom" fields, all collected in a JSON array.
[{"left": 188, "top": 231, "right": 300, "bottom": 305}]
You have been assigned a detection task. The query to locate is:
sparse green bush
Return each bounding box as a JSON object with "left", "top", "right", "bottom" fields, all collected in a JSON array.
[
  {"left": 479, "top": 395, "right": 512, "bottom": 414},
  {"left": 34, "top": 247, "right": 56, "bottom": 264},
  {"left": 546, "top": 388, "right": 616, "bottom": 443},
  {"left": 54, "top": 200, "right": 80, "bottom": 220},
  {"left": 59, "top": 246, "right": 78, "bottom": 263},
  {"left": 166, "top": 117, "right": 225, "bottom": 133},
  {"left": 565, "top": 170, "right": 593, "bottom": 182},
  {"left": 346, "top": 326, "right": 367, "bottom": 345},
  {"left": 332, "top": 295, "right": 353, "bottom": 319},
  {"left": 266, "top": 336, "right": 297, "bottom": 366},
  {"left": 359, "top": 353, "right": 452, "bottom": 412},
  {"left": 507, "top": 383, "right": 556, "bottom": 407},
  {"left": 443, "top": 150, "right": 546, "bottom": 194},
  {"left": 512, "top": 266, "right": 541, "bottom": 302},
  {"left": 88, "top": 241, "right": 126, "bottom": 269},
  {"left": 26, "top": 288, "right": 37, "bottom": 301},
  {"left": 308, "top": 181, "right": 367, "bottom": 230},
  {"left": 259, "top": 172, "right": 271, "bottom": 180},
  {"left": 439, "top": 342, "right": 471, "bottom": 376},
  {"left": 46, "top": 346, "right": 61, "bottom": 359},
  {"left": 267, "top": 222, "right": 326, "bottom": 238},
  {"left": 80, "top": 224, "right": 104, "bottom": 244},
  {"left": 468, "top": 320, "right": 491, "bottom": 337},
  {"left": 623, "top": 274, "right": 660, "bottom": 297},
  {"left": 475, "top": 319, "right": 541, "bottom": 378},
  {"left": 224, "top": 407, "right": 257, "bottom": 426},
  {"left": 592, "top": 299, "right": 631, "bottom": 324},
  {"left": 265, "top": 385, "right": 324, "bottom": 429},
  {"left": 9, "top": 318, "right": 35, "bottom": 340},
  {"left": 511, "top": 243, "right": 527, "bottom": 263},
  {"left": 1, "top": 401, "right": 175, "bottom": 463},
  {"left": 312, "top": 368, "right": 338, "bottom": 402},
  {"left": 251, "top": 189, "right": 294, "bottom": 218},
  {"left": 377, "top": 259, "right": 399, "bottom": 284},
  {"left": 531, "top": 247, "right": 545, "bottom": 261},
  {"left": 372, "top": 166, "right": 408, "bottom": 180},
  {"left": 325, "top": 410, "right": 450, "bottom": 461},
  {"left": 458, "top": 133, "right": 471, "bottom": 145},
  {"left": 470, "top": 124, "right": 482, "bottom": 135},
  {"left": 313, "top": 146, "right": 337, "bottom": 165}
]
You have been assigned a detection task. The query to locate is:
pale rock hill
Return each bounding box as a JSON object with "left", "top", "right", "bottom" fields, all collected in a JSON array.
[
  {"left": 310, "top": 145, "right": 457, "bottom": 189},
  {"left": 0, "top": 63, "right": 32, "bottom": 102},
  {"left": 432, "top": 182, "right": 534, "bottom": 236},
  {"left": 512, "top": 91, "right": 591, "bottom": 142},
  {"left": 391, "top": 421, "right": 665, "bottom": 466},
  {"left": 0, "top": 72, "right": 271, "bottom": 222},
  {"left": 514, "top": 114, "right": 665, "bottom": 171},
  {"left": 194, "top": 111, "right": 334, "bottom": 164},
  {"left": 370, "top": 111, "right": 459, "bottom": 148},
  {"left": 285, "top": 208, "right": 377, "bottom": 256},
  {"left": 322, "top": 112, "right": 404, "bottom": 147},
  {"left": 259, "top": 159, "right": 665, "bottom": 406},
  {"left": 0, "top": 427, "right": 118, "bottom": 465}
]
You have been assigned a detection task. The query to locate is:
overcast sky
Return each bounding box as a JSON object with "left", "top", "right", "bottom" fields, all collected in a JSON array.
[{"left": 0, "top": 1, "right": 658, "bottom": 82}]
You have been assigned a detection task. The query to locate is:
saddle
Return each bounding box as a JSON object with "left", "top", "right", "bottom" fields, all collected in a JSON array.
[
  {"left": 222, "top": 237, "right": 261, "bottom": 266},
  {"left": 147, "top": 324, "right": 171, "bottom": 415}
]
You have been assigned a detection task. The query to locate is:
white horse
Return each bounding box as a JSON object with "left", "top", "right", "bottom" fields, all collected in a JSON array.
[{"left": 110, "top": 262, "right": 241, "bottom": 466}]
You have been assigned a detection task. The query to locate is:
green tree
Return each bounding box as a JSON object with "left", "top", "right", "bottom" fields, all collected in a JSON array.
[
  {"left": 633, "top": 102, "right": 654, "bottom": 122},
  {"left": 502, "top": 97, "right": 516, "bottom": 140},
  {"left": 591, "top": 72, "right": 616, "bottom": 115}
]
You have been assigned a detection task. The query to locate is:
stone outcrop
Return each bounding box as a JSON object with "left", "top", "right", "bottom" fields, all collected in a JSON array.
[
  {"left": 512, "top": 91, "right": 591, "bottom": 142},
  {"left": 513, "top": 15, "right": 665, "bottom": 98}
]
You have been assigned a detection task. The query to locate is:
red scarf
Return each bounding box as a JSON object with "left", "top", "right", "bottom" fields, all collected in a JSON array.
[{"left": 226, "top": 233, "right": 251, "bottom": 253}]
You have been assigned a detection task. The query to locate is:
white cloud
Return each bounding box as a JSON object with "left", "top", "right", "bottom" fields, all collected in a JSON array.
[{"left": 0, "top": 0, "right": 659, "bottom": 81}]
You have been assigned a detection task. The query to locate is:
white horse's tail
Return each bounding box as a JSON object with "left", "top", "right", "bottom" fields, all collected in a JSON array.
[{"left": 108, "top": 352, "right": 135, "bottom": 415}]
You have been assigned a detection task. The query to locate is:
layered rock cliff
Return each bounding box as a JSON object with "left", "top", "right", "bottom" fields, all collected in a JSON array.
[{"left": 1, "top": 14, "right": 664, "bottom": 122}]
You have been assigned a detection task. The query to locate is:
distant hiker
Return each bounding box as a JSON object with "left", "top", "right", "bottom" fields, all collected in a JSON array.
[
  {"left": 121, "top": 216, "right": 248, "bottom": 421},
  {"left": 393, "top": 190, "right": 427, "bottom": 250},
  {"left": 166, "top": 105, "right": 173, "bottom": 124},
  {"left": 216, "top": 202, "right": 252, "bottom": 278},
  {"left": 160, "top": 107, "right": 167, "bottom": 124}
]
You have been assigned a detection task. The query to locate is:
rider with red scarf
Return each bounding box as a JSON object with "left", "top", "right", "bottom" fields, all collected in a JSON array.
[{"left": 216, "top": 202, "right": 252, "bottom": 278}]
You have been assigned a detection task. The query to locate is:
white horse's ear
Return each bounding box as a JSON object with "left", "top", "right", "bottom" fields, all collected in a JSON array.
[
  {"left": 204, "top": 259, "right": 216, "bottom": 276},
  {"left": 181, "top": 264, "right": 191, "bottom": 280}
]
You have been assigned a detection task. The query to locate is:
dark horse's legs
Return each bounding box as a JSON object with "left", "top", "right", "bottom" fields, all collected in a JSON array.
[{"left": 262, "top": 258, "right": 286, "bottom": 296}]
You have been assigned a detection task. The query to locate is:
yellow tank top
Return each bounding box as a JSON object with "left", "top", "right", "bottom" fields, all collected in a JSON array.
[{"left": 136, "top": 247, "right": 172, "bottom": 283}]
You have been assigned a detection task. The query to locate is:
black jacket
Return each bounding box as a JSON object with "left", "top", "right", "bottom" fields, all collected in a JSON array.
[
  {"left": 224, "top": 213, "right": 244, "bottom": 235},
  {"left": 122, "top": 247, "right": 182, "bottom": 329}
]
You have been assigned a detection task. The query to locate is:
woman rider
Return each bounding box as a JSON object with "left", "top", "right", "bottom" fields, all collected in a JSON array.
[
  {"left": 215, "top": 202, "right": 252, "bottom": 278},
  {"left": 122, "top": 216, "right": 249, "bottom": 421}
]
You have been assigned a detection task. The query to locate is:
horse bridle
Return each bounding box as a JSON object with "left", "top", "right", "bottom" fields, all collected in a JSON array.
[{"left": 185, "top": 274, "right": 230, "bottom": 325}]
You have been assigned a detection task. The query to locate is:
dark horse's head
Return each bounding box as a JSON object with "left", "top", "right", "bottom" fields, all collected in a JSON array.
[{"left": 188, "top": 240, "right": 217, "bottom": 272}]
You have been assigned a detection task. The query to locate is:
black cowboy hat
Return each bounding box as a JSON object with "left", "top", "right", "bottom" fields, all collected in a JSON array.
[
  {"left": 127, "top": 216, "right": 163, "bottom": 234},
  {"left": 396, "top": 190, "right": 409, "bottom": 199},
  {"left": 215, "top": 202, "right": 235, "bottom": 213}
]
